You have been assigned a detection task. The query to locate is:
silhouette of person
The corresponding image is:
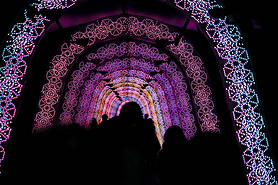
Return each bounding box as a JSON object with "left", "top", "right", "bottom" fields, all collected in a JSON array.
[
  {"left": 95, "top": 114, "right": 121, "bottom": 184},
  {"left": 157, "top": 125, "right": 192, "bottom": 185},
  {"left": 98, "top": 114, "right": 110, "bottom": 143},
  {"left": 141, "top": 114, "right": 161, "bottom": 185},
  {"left": 119, "top": 102, "right": 143, "bottom": 185},
  {"left": 99, "top": 114, "right": 109, "bottom": 127},
  {"left": 119, "top": 102, "right": 161, "bottom": 185}
]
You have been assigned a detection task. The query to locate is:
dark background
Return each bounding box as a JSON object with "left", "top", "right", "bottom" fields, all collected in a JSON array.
[{"left": 0, "top": 0, "right": 277, "bottom": 181}]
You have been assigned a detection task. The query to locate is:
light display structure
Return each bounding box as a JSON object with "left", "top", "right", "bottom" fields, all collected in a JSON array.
[
  {"left": 34, "top": 18, "right": 219, "bottom": 141},
  {"left": 58, "top": 41, "right": 201, "bottom": 143},
  {"left": 0, "top": 0, "right": 276, "bottom": 184}
]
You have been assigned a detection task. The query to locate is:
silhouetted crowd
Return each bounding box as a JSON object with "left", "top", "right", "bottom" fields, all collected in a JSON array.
[{"left": 2, "top": 102, "right": 247, "bottom": 184}]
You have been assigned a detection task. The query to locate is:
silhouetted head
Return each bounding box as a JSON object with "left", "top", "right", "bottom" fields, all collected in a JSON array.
[
  {"left": 120, "top": 102, "right": 143, "bottom": 121},
  {"left": 144, "top": 114, "right": 149, "bottom": 119},
  {"left": 102, "top": 114, "right": 108, "bottom": 121},
  {"left": 163, "top": 125, "right": 187, "bottom": 146}
]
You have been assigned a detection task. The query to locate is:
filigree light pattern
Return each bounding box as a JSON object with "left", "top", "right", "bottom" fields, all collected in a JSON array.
[
  {"left": 60, "top": 61, "right": 172, "bottom": 141},
  {"left": 1, "top": 1, "right": 275, "bottom": 183},
  {"left": 171, "top": 0, "right": 278, "bottom": 184},
  {"left": 95, "top": 82, "right": 156, "bottom": 122},
  {"left": 71, "top": 16, "right": 178, "bottom": 46},
  {"left": 0, "top": 10, "right": 49, "bottom": 165},
  {"left": 71, "top": 59, "right": 195, "bottom": 140},
  {"left": 86, "top": 78, "right": 167, "bottom": 144},
  {"left": 34, "top": 16, "right": 176, "bottom": 131},
  {"left": 33, "top": 42, "right": 84, "bottom": 131},
  {"left": 60, "top": 42, "right": 170, "bottom": 125},
  {"left": 66, "top": 55, "right": 195, "bottom": 138},
  {"left": 58, "top": 41, "right": 218, "bottom": 140},
  {"left": 85, "top": 41, "right": 217, "bottom": 133},
  {"left": 35, "top": 17, "right": 218, "bottom": 136},
  {"left": 31, "top": 0, "right": 77, "bottom": 11},
  {"left": 73, "top": 21, "right": 218, "bottom": 132},
  {"left": 172, "top": 0, "right": 277, "bottom": 184},
  {"left": 168, "top": 37, "right": 219, "bottom": 132}
]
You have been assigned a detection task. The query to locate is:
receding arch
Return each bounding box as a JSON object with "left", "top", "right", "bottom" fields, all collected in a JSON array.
[{"left": 33, "top": 18, "right": 218, "bottom": 136}]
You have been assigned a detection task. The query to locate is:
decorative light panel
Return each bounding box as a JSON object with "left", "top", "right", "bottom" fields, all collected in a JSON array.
[
  {"left": 33, "top": 15, "right": 179, "bottom": 131},
  {"left": 172, "top": 0, "right": 277, "bottom": 184},
  {"left": 75, "top": 76, "right": 163, "bottom": 127},
  {"left": 96, "top": 84, "right": 153, "bottom": 121},
  {"left": 57, "top": 40, "right": 218, "bottom": 141},
  {"left": 0, "top": 9, "right": 49, "bottom": 166},
  {"left": 31, "top": 0, "right": 78, "bottom": 11},
  {"left": 33, "top": 42, "right": 84, "bottom": 131},
  {"left": 0, "top": 0, "right": 274, "bottom": 184},
  {"left": 168, "top": 38, "right": 219, "bottom": 133},
  {"left": 68, "top": 60, "right": 196, "bottom": 140},
  {"left": 61, "top": 40, "right": 218, "bottom": 132},
  {"left": 91, "top": 81, "right": 166, "bottom": 144},
  {"left": 35, "top": 15, "right": 219, "bottom": 137}
]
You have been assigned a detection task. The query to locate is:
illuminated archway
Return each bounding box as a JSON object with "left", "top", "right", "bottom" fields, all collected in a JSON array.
[
  {"left": 0, "top": 0, "right": 276, "bottom": 184},
  {"left": 34, "top": 19, "right": 218, "bottom": 136}
]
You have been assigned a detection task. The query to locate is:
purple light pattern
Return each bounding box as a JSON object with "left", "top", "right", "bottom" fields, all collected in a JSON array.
[
  {"left": 36, "top": 18, "right": 218, "bottom": 139},
  {"left": 68, "top": 60, "right": 194, "bottom": 141},
  {"left": 0, "top": 10, "right": 49, "bottom": 166},
  {"left": 172, "top": 0, "right": 277, "bottom": 183},
  {"left": 0, "top": 1, "right": 275, "bottom": 184},
  {"left": 33, "top": 42, "right": 84, "bottom": 131},
  {"left": 168, "top": 38, "right": 219, "bottom": 132},
  {"left": 58, "top": 40, "right": 218, "bottom": 140},
  {"left": 31, "top": 0, "right": 77, "bottom": 11},
  {"left": 92, "top": 81, "right": 166, "bottom": 144}
]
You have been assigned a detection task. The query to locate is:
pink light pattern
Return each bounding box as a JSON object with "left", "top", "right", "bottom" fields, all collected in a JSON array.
[
  {"left": 77, "top": 67, "right": 184, "bottom": 137},
  {"left": 62, "top": 65, "right": 172, "bottom": 137},
  {"left": 0, "top": 10, "right": 49, "bottom": 166},
  {"left": 91, "top": 80, "right": 166, "bottom": 144},
  {"left": 33, "top": 42, "right": 84, "bottom": 131},
  {"left": 34, "top": 16, "right": 178, "bottom": 132},
  {"left": 97, "top": 84, "right": 153, "bottom": 121},
  {"left": 168, "top": 37, "right": 219, "bottom": 132},
  {"left": 31, "top": 0, "right": 78, "bottom": 11},
  {"left": 0, "top": 0, "right": 276, "bottom": 183},
  {"left": 59, "top": 42, "right": 170, "bottom": 125},
  {"left": 71, "top": 61, "right": 195, "bottom": 140},
  {"left": 59, "top": 40, "right": 218, "bottom": 140},
  {"left": 83, "top": 57, "right": 195, "bottom": 133},
  {"left": 71, "top": 16, "right": 178, "bottom": 46},
  {"left": 82, "top": 40, "right": 218, "bottom": 132},
  {"left": 172, "top": 0, "right": 277, "bottom": 183},
  {"left": 35, "top": 18, "right": 218, "bottom": 138}
]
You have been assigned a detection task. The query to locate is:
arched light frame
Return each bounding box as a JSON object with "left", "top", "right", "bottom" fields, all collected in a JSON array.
[
  {"left": 34, "top": 17, "right": 218, "bottom": 136},
  {"left": 0, "top": 0, "right": 276, "bottom": 184},
  {"left": 59, "top": 41, "right": 208, "bottom": 142},
  {"left": 62, "top": 56, "right": 194, "bottom": 143}
]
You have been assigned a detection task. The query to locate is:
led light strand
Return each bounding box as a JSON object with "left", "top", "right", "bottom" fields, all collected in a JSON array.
[
  {"left": 35, "top": 17, "right": 218, "bottom": 137},
  {"left": 31, "top": 0, "right": 77, "bottom": 11},
  {"left": 0, "top": 10, "right": 49, "bottom": 166},
  {"left": 1, "top": 1, "right": 273, "bottom": 183},
  {"left": 173, "top": 0, "right": 277, "bottom": 183}
]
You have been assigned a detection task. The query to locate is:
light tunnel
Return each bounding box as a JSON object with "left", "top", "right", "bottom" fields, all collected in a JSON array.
[
  {"left": 0, "top": 0, "right": 277, "bottom": 184},
  {"left": 35, "top": 35, "right": 218, "bottom": 141}
]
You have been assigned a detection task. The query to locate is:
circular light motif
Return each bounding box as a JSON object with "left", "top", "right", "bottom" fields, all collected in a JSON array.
[{"left": 0, "top": 1, "right": 275, "bottom": 183}]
